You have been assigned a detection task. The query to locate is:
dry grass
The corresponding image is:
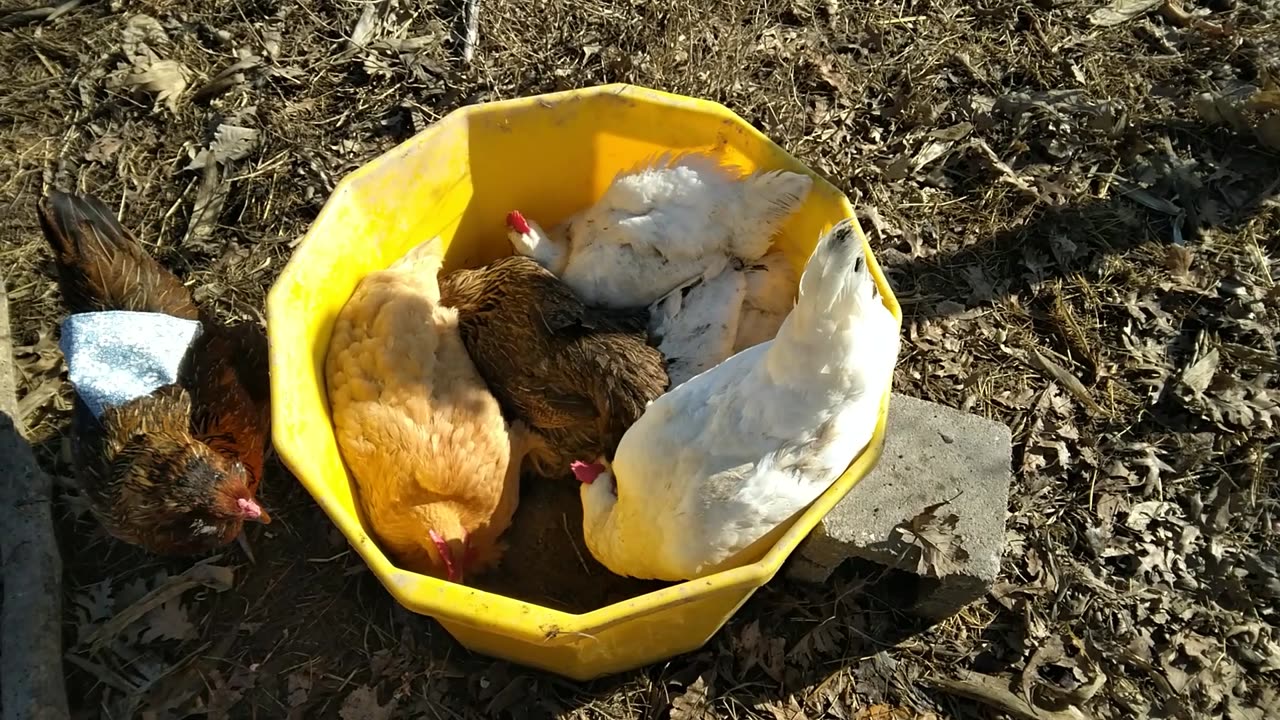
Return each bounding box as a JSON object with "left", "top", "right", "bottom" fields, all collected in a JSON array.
[{"left": 2, "top": 0, "right": 1279, "bottom": 717}]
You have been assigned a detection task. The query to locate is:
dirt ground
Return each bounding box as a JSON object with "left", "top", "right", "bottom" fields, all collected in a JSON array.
[{"left": 2, "top": 0, "right": 1278, "bottom": 718}]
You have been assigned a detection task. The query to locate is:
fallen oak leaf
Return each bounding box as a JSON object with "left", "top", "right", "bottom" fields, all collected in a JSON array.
[
  {"left": 81, "top": 561, "right": 232, "bottom": 651},
  {"left": 671, "top": 669, "right": 717, "bottom": 720},
  {"left": 120, "top": 14, "right": 170, "bottom": 62},
  {"left": 895, "top": 499, "right": 970, "bottom": 577},
  {"left": 1088, "top": 0, "right": 1163, "bottom": 27},
  {"left": 122, "top": 59, "right": 192, "bottom": 114},
  {"left": 141, "top": 598, "right": 195, "bottom": 642},
  {"left": 286, "top": 671, "right": 313, "bottom": 708},
  {"left": 186, "top": 124, "right": 261, "bottom": 170},
  {"left": 338, "top": 684, "right": 397, "bottom": 720}
]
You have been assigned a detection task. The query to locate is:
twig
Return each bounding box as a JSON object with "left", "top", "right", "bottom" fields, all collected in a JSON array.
[
  {"left": 0, "top": 281, "right": 18, "bottom": 427},
  {"left": 0, "top": 0, "right": 83, "bottom": 29},
  {"left": 925, "top": 670, "right": 1091, "bottom": 720},
  {"left": 461, "top": 0, "right": 481, "bottom": 64},
  {"left": 0, "top": 280, "right": 71, "bottom": 720},
  {"left": 562, "top": 512, "right": 591, "bottom": 574},
  {"left": 1028, "top": 348, "right": 1107, "bottom": 417}
]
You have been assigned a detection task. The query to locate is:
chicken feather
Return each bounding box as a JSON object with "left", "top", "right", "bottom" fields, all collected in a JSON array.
[
  {"left": 327, "top": 238, "right": 525, "bottom": 583},
  {"left": 508, "top": 151, "right": 813, "bottom": 309},
  {"left": 440, "top": 255, "right": 668, "bottom": 480},
  {"left": 37, "top": 190, "right": 269, "bottom": 556},
  {"left": 647, "top": 264, "right": 747, "bottom": 390},
  {"left": 577, "top": 219, "right": 900, "bottom": 581}
]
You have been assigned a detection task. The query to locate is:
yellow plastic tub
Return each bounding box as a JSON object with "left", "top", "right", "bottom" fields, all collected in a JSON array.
[{"left": 266, "top": 83, "right": 901, "bottom": 681}]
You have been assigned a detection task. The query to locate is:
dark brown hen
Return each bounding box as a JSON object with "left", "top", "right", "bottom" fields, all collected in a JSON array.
[
  {"left": 440, "top": 255, "right": 669, "bottom": 480},
  {"left": 38, "top": 190, "right": 271, "bottom": 556}
]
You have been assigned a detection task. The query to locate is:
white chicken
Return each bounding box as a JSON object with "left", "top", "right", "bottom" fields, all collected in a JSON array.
[
  {"left": 647, "top": 248, "right": 799, "bottom": 390},
  {"left": 647, "top": 263, "right": 748, "bottom": 390},
  {"left": 506, "top": 152, "right": 813, "bottom": 309},
  {"left": 572, "top": 218, "right": 900, "bottom": 582},
  {"left": 733, "top": 249, "right": 799, "bottom": 352}
]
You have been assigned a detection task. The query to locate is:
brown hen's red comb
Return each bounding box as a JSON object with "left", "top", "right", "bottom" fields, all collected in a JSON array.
[{"left": 506, "top": 210, "right": 531, "bottom": 234}]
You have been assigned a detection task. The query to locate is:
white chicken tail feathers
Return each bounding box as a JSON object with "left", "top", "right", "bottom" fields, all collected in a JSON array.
[
  {"left": 619, "top": 150, "right": 729, "bottom": 180},
  {"left": 726, "top": 170, "right": 813, "bottom": 261}
]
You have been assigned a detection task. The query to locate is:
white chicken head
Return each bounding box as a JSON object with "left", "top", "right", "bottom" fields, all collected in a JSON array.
[
  {"left": 574, "top": 458, "right": 628, "bottom": 568},
  {"left": 505, "top": 210, "right": 569, "bottom": 275}
]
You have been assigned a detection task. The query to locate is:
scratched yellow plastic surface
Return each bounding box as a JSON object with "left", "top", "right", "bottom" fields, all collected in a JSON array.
[{"left": 266, "top": 84, "right": 902, "bottom": 681}]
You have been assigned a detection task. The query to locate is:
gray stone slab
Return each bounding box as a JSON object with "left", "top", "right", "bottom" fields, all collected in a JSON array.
[{"left": 787, "top": 393, "right": 1012, "bottom": 620}]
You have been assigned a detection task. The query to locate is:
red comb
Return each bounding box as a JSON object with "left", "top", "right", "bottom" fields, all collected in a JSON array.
[
  {"left": 571, "top": 460, "right": 605, "bottom": 484},
  {"left": 506, "top": 210, "right": 531, "bottom": 234},
  {"left": 428, "top": 529, "right": 460, "bottom": 583}
]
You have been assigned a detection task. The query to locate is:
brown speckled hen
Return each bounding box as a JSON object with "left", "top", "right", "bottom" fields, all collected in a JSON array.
[
  {"left": 37, "top": 190, "right": 271, "bottom": 556},
  {"left": 440, "top": 254, "right": 669, "bottom": 480}
]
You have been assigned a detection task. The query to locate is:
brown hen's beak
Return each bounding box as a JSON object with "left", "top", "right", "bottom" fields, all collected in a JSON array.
[{"left": 238, "top": 497, "right": 271, "bottom": 524}]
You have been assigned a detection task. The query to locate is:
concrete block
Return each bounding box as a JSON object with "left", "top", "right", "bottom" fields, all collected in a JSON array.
[{"left": 787, "top": 393, "right": 1012, "bottom": 620}]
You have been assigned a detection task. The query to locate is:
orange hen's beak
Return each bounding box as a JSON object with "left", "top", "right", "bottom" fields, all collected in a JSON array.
[{"left": 429, "top": 529, "right": 462, "bottom": 584}]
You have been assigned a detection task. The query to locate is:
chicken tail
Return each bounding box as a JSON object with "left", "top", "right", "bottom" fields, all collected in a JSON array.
[
  {"left": 36, "top": 191, "right": 200, "bottom": 319},
  {"left": 727, "top": 170, "right": 813, "bottom": 261}
]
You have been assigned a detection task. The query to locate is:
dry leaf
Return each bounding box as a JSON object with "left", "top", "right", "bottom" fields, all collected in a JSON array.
[
  {"left": 855, "top": 705, "right": 919, "bottom": 719},
  {"left": 896, "top": 501, "right": 970, "bottom": 576},
  {"left": 187, "top": 124, "right": 261, "bottom": 170},
  {"left": 141, "top": 599, "right": 195, "bottom": 642},
  {"left": 15, "top": 328, "right": 64, "bottom": 374},
  {"left": 287, "top": 672, "right": 313, "bottom": 708},
  {"left": 761, "top": 697, "right": 810, "bottom": 720},
  {"left": 1029, "top": 349, "right": 1106, "bottom": 415},
  {"left": 1088, "top": 0, "right": 1163, "bottom": 27},
  {"left": 124, "top": 59, "right": 191, "bottom": 113},
  {"left": 82, "top": 563, "right": 233, "bottom": 650},
  {"left": 192, "top": 53, "right": 263, "bottom": 102},
  {"left": 671, "top": 671, "right": 717, "bottom": 720},
  {"left": 735, "top": 620, "right": 785, "bottom": 682},
  {"left": 121, "top": 14, "right": 169, "bottom": 62},
  {"left": 338, "top": 685, "right": 397, "bottom": 720},
  {"left": 789, "top": 621, "right": 844, "bottom": 665},
  {"left": 1179, "top": 341, "right": 1219, "bottom": 395},
  {"left": 74, "top": 579, "right": 115, "bottom": 631},
  {"left": 85, "top": 134, "right": 124, "bottom": 164},
  {"left": 1125, "top": 501, "right": 1178, "bottom": 532},
  {"left": 206, "top": 667, "right": 256, "bottom": 720}
]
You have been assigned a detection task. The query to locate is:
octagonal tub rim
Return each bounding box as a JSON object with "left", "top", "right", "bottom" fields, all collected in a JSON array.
[{"left": 266, "top": 82, "right": 901, "bottom": 647}]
